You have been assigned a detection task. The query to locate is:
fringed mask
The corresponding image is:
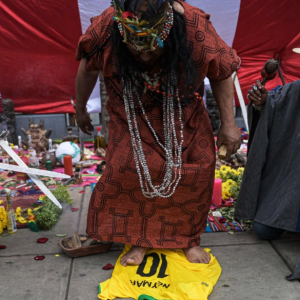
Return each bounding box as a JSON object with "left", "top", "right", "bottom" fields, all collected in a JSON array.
[{"left": 112, "top": 0, "right": 174, "bottom": 52}]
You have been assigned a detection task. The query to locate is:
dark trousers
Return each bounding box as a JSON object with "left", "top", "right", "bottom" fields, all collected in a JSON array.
[{"left": 253, "top": 221, "right": 285, "bottom": 240}]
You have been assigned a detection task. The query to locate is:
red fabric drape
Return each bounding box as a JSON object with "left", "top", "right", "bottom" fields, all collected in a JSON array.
[
  {"left": 0, "top": 0, "right": 82, "bottom": 113},
  {"left": 233, "top": 0, "right": 300, "bottom": 106},
  {"left": 0, "top": 0, "right": 300, "bottom": 112}
]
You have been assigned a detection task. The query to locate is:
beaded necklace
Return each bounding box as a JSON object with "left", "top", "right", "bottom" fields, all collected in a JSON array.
[{"left": 123, "top": 71, "right": 184, "bottom": 198}]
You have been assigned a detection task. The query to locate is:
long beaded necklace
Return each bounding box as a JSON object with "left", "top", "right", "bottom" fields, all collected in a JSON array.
[{"left": 123, "top": 72, "right": 184, "bottom": 198}]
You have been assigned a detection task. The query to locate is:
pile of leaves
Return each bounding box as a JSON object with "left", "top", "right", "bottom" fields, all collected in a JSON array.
[{"left": 33, "top": 186, "right": 74, "bottom": 230}]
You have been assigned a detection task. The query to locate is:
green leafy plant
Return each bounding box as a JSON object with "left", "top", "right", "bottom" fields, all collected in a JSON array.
[
  {"left": 51, "top": 186, "right": 74, "bottom": 205},
  {"left": 33, "top": 199, "right": 62, "bottom": 230},
  {"left": 33, "top": 186, "right": 74, "bottom": 230}
]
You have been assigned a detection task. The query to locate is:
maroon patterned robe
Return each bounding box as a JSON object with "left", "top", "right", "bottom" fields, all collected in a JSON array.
[{"left": 76, "top": 1, "right": 239, "bottom": 248}]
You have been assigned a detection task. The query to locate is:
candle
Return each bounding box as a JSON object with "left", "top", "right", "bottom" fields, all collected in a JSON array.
[
  {"left": 212, "top": 178, "right": 222, "bottom": 206},
  {"left": 63, "top": 155, "right": 73, "bottom": 176}
]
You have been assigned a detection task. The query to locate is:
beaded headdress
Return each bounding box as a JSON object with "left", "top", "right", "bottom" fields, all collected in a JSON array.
[{"left": 112, "top": 0, "right": 174, "bottom": 52}]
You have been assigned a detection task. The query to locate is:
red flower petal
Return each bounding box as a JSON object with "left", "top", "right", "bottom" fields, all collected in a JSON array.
[
  {"left": 37, "top": 238, "right": 48, "bottom": 244},
  {"left": 79, "top": 190, "right": 85, "bottom": 194},
  {"left": 0, "top": 245, "right": 7, "bottom": 249},
  {"left": 102, "top": 263, "right": 114, "bottom": 270},
  {"left": 71, "top": 207, "right": 79, "bottom": 212},
  {"left": 34, "top": 255, "right": 45, "bottom": 260}
]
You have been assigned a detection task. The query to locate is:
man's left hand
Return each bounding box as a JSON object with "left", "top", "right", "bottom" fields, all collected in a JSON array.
[{"left": 217, "top": 122, "right": 241, "bottom": 160}]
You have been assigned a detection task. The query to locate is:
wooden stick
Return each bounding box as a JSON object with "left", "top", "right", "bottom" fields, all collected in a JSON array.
[{"left": 218, "top": 145, "right": 227, "bottom": 160}]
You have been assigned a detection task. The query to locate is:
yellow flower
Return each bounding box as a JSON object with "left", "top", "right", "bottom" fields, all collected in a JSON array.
[
  {"left": 220, "top": 166, "right": 230, "bottom": 172},
  {"left": 226, "top": 179, "right": 237, "bottom": 186},
  {"left": 220, "top": 169, "right": 229, "bottom": 178},
  {"left": 222, "top": 190, "right": 231, "bottom": 200},
  {"left": 230, "top": 169, "right": 239, "bottom": 176},
  {"left": 237, "top": 167, "right": 244, "bottom": 175},
  {"left": 224, "top": 181, "right": 229, "bottom": 187}
]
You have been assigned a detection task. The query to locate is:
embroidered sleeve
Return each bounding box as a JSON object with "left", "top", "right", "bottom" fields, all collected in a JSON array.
[
  {"left": 75, "top": 7, "right": 115, "bottom": 72},
  {"left": 186, "top": 9, "right": 240, "bottom": 82}
]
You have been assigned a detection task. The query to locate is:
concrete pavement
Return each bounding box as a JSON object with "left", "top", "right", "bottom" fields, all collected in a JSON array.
[{"left": 0, "top": 186, "right": 299, "bottom": 300}]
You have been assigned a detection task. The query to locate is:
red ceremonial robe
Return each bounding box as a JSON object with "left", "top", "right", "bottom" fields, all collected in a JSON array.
[{"left": 76, "top": 1, "right": 239, "bottom": 248}]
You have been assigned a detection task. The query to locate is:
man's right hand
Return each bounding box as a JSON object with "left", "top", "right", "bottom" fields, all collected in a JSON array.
[{"left": 76, "top": 107, "right": 94, "bottom": 135}]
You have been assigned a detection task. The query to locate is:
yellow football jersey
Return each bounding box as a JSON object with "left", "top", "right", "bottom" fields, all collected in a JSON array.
[{"left": 98, "top": 245, "right": 221, "bottom": 300}]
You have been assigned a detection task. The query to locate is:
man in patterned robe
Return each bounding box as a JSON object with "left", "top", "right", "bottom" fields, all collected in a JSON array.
[{"left": 75, "top": 0, "right": 241, "bottom": 265}]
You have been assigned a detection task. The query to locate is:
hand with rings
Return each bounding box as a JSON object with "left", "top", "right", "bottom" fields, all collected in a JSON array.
[{"left": 247, "top": 80, "right": 268, "bottom": 106}]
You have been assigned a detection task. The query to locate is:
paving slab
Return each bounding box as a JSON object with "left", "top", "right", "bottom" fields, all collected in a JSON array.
[
  {"left": 273, "top": 231, "right": 300, "bottom": 242},
  {"left": 0, "top": 254, "right": 71, "bottom": 300},
  {"left": 49, "top": 186, "right": 86, "bottom": 236},
  {"left": 67, "top": 250, "right": 134, "bottom": 300},
  {"left": 208, "top": 243, "right": 300, "bottom": 300},
  {"left": 271, "top": 239, "right": 300, "bottom": 272},
  {"left": 201, "top": 231, "right": 267, "bottom": 247}
]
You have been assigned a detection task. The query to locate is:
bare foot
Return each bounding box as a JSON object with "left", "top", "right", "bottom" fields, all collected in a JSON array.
[
  {"left": 120, "top": 246, "right": 149, "bottom": 267},
  {"left": 183, "top": 246, "right": 211, "bottom": 264}
]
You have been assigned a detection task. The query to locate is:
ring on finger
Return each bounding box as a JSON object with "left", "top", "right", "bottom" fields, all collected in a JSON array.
[
  {"left": 248, "top": 89, "right": 253, "bottom": 94},
  {"left": 252, "top": 85, "right": 258, "bottom": 91},
  {"left": 247, "top": 94, "right": 250, "bottom": 99}
]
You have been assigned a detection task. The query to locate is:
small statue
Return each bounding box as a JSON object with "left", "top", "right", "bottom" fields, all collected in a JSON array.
[{"left": 21, "top": 118, "right": 52, "bottom": 154}]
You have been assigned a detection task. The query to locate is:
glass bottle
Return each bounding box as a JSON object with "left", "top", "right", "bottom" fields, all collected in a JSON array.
[
  {"left": 67, "top": 127, "right": 72, "bottom": 137},
  {"left": 18, "top": 136, "right": 23, "bottom": 156},
  {"left": 6, "top": 190, "right": 17, "bottom": 234},
  {"left": 2, "top": 138, "right": 10, "bottom": 164},
  {"left": 27, "top": 135, "right": 39, "bottom": 168},
  {"left": 74, "top": 167, "right": 83, "bottom": 184},
  {"left": 47, "top": 138, "right": 57, "bottom": 169},
  {"left": 94, "top": 126, "right": 106, "bottom": 151},
  {"left": 16, "top": 136, "right": 29, "bottom": 180}
]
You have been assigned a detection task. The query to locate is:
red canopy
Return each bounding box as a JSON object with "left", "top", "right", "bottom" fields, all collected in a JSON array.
[{"left": 0, "top": 0, "right": 299, "bottom": 113}]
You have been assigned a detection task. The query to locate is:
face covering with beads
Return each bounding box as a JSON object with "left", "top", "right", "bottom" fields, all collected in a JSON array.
[{"left": 112, "top": 0, "right": 174, "bottom": 52}]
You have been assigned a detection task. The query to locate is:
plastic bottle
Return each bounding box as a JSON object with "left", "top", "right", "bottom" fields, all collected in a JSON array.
[
  {"left": 27, "top": 135, "right": 39, "bottom": 168},
  {"left": 18, "top": 135, "right": 24, "bottom": 156},
  {"left": 16, "top": 135, "right": 29, "bottom": 180},
  {"left": 2, "top": 138, "right": 10, "bottom": 164},
  {"left": 47, "top": 138, "right": 57, "bottom": 169},
  {"left": 6, "top": 190, "right": 17, "bottom": 234},
  {"left": 94, "top": 126, "right": 106, "bottom": 151}
]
